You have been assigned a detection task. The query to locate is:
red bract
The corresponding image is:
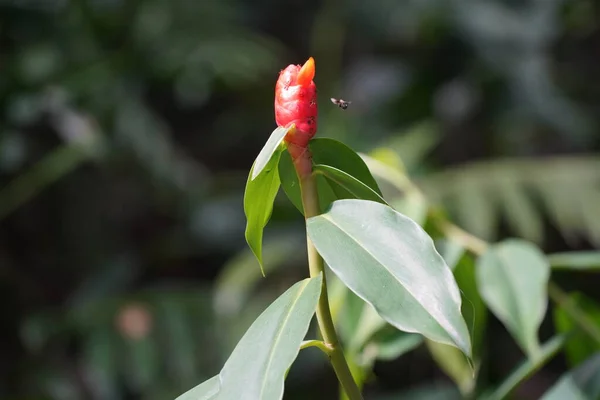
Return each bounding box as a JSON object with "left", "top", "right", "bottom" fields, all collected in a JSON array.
[{"left": 275, "top": 57, "right": 317, "bottom": 149}]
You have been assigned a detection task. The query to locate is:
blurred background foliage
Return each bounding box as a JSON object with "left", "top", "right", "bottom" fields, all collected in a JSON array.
[{"left": 1, "top": 0, "right": 599, "bottom": 398}]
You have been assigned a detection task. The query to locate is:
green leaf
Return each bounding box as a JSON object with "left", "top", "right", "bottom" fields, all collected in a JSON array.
[
  {"left": 244, "top": 146, "right": 284, "bottom": 274},
  {"left": 176, "top": 376, "right": 220, "bottom": 400},
  {"left": 365, "top": 329, "right": 422, "bottom": 362},
  {"left": 541, "top": 352, "right": 600, "bottom": 400},
  {"left": 214, "top": 233, "right": 306, "bottom": 317},
  {"left": 554, "top": 293, "right": 600, "bottom": 367},
  {"left": 277, "top": 150, "right": 303, "bottom": 212},
  {"left": 500, "top": 182, "right": 544, "bottom": 244},
  {"left": 278, "top": 138, "right": 382, "bottom": 215},
  {"left": 347, "top": 302, "right": 387, "bottom": 354},
  {"left": 436, "top": 240, "right": 465, "bottom": 271},
  {"left": 426, "top": 341, "right": 475, "bottom": 396},
  {"left": 314, "top": 164, "right": 387, "bottom": 205},
  {"left": 176, "top": 275, "right": 322, "bottom": 400},
  {"left": 310, "top": 139, "right": 382, "bottom": 195},
  {"left": 251, "top": 126, "right": 290, "bottom": 180},
  {"left": 374, "top": 383, "right": 461, "bottom": 400},
  {"left": 548, "top": 251, "right": 600, "bottom": 271},
  {"left": 483, "top": 335, "right": 567, "bottom": 400},
  {"left": 454, "top": 254, "right": 488, "bottom": 363},
  {"left": 306, "top": 199, "right": 472, "bottom": 358},
  {"left": 476, "top": 239, "right": 550, "bottom": 359}
]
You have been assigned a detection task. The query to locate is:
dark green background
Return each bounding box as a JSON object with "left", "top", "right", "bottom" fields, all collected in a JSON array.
[{"left": 1, "top": 0, "right": 599, "bottom": 398}]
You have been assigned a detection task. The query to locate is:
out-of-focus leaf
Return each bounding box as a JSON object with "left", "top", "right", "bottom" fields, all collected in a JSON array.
[
  {"left": 426, "top": 341, "right": 474, "bottom": 396},
  {"left": 427, "top": 248, "right": 483, "bottom": 396},
  {"left": 476, "top": 239, "right": 549, "bottom": 359},
  {"left": 483, "top": 335, "right": 567, "bottom": 400},
  {"left": 390, "top": 193, "right": 429, "bottom": 227},
  {"left": 454, "top": 254, "right": 487, "bottom": 363},
  {"left": 450, "top": 178, "right": 498, "bottom": 242},
  {"left": 122, "top": 335, "right": 160, "bottom": 392},
  {"left": 500, "top": 181, "right": 543, "bottom": 243},
  {"left": 419, "top": 157, "right": 600, "bottom": 244},
  {"left": 374, "top": 383, "right": 461, "bottom": 400},
  {"left": 157, "top": 298, "right": 198, "bottom": 386},
  {"left": 364, "top": 328, "right": 422, "bottom": 362},
  {"left": 436, "top": 240, "right": 465, "bottom": 271},
  {"left": 83, "top": 327, "right": 120, "bottom": 400},
  {"left": 176, "top": 275, "right": 322, "bottom": 400},
  {"left": 554, "top": 293, "right": 600, "bottom": 368},
  {"left": 377, "top": 121, "right": 440, "bottom": 172},
  {"left": 214, "top": 232, "right": 306, "bottom": 317},
  {"left": 0, "top": 144, "right": 90, "bottom": 221},
  {"left": 540, "top": 352, "right": 600, "bottom": 400},
  {"left": 347, "top": 303, "right": 387, "bottom": 354},
  {"left": 244, "top": 145, "right": 284, "bottom": 274},
  {"left": 548, "top": 251, "right": 600, "bottom": 271},
  {"left": 307, "top": 199, "right": 472, "bottom": 358}
]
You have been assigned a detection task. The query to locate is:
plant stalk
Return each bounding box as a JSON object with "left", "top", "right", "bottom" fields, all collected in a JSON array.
[{"left": 293, "top": 147, "right": 363, "bottom": 400}]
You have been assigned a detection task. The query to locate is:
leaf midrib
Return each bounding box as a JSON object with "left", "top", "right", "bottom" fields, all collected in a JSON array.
[
  {"left": 318, "top": 214, "right": 458, "bottom": 346},
  {"left": 257, "top": 279, "right": 311, "bottom": 399}
]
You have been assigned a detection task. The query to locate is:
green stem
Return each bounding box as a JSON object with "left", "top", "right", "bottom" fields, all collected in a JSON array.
[
  {"left": 294, "top": 149, "right": 363, "bottom": 400},
  {"left": 300, "top": 340, "right": 333, "bottom": 355}
]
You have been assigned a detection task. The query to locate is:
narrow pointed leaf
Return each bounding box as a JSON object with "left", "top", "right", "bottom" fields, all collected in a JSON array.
[
  {"left": 244, "top": 147, "right": 284, "bottom": 273},
  {"left": 476, "top": 239, "right": 550, "bottom": 359},
  {"left": 251, "top": 126, "right": 291, "bottom": 180},
  {"left": 483, "top": 335, "right": 567, "bottom": 400},
  {"left": 306, "top": 199, "right": 472, "bottom": 358},
  {"left": 310, "top": 138, "right": 382, "bottom": 195},
  {"left": 541, "top": 352, "right": 600, "bottom": 400},
  {"left": 176, "top": 275, "right": 322, "bottom": 400},
  {"left": 314, "top": 164, "right": 387, "bottom": 205}
]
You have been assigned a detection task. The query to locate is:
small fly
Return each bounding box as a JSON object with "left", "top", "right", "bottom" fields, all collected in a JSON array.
[{"left": 330, "top": 98, "right": 351, "bottom": 110}]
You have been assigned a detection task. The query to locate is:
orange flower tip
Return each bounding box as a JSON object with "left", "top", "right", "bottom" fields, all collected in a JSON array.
[{"left": 296, "top": 57, "right": 315, "bottom": 86}]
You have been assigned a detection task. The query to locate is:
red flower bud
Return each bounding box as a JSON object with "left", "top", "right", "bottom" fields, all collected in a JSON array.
[{"left": 275, "top": 57, "right": 318, "bottom": 149}]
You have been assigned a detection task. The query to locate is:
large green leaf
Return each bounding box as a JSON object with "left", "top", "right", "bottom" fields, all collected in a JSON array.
[
  {"left": 278, "top": 138, "right": 382, "bottom": 215},
  {"left": 306, "top": 199, "right": 472, "bottom": 358},
  {"left": 244, "top": 146, "right": 284, "bottom": 274},
  {"left": 554, "top": 293, "right": 600, "bottom": 367},
  {"left": 251, "top": 126, "right": 291, "bottom": 180},
  {"left": 548, "top": 251, "right": 600, "bottom": 271},
  {"left": 476, "top": 239, "right": 550, "bottom": 359},
  {"left": 176, "top": 275, "right": 322, "bottom": 400},
  {"left": 541, "top": 352, "right": 600, "bottom": 400},
  {"left": 483, "top": 335, "right": 567, "bottom": 400}
]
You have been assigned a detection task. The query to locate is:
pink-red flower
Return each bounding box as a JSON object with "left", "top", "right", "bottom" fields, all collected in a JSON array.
[{"left": 274, "top": 57, "right": 318, "bottom": 149}]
